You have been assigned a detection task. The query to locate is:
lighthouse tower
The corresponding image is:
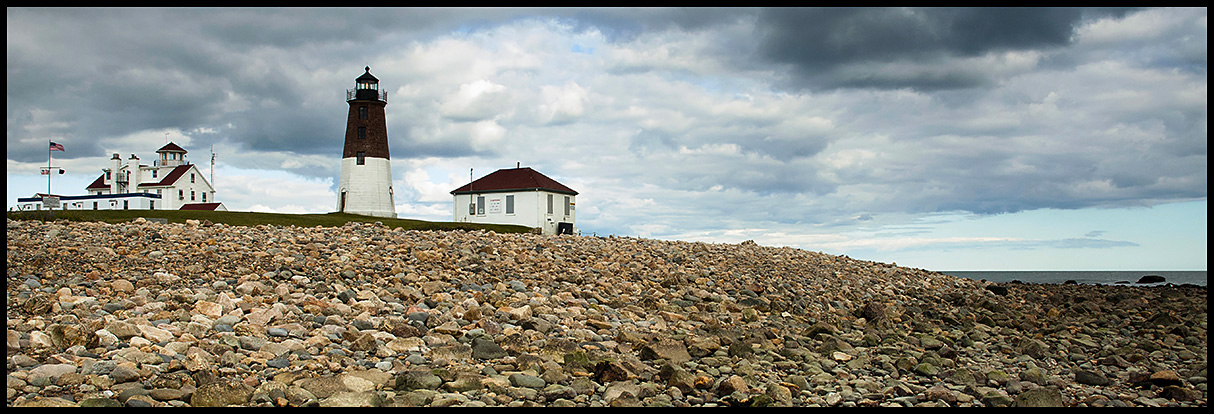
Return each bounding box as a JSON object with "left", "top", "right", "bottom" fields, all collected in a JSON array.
[{"left": 337, "top": 66, "right": 396, "bottom": 218}]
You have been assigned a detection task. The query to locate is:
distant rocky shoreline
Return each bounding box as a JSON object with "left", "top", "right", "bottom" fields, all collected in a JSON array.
[{"left": 6, "top": 218, "right": 1206, "bottom": 407}]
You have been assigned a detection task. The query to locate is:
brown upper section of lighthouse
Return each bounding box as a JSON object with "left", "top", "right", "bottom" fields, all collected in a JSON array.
[{"left": 342, "top": 67, "right": 391, "bottom": 160}]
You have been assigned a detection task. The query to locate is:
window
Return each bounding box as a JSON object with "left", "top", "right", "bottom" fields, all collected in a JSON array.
[
  {"left": 547, "top": 194, "right": 553, "bottom": 214},
  {"left": 359, "top": 106, "right": 368, "bottom": 120},
  {"left": 149, "top": 201, "right": 155, "bottom": 210},
  {"left": 505, "top": 195, "right": 514, "bottom": 214},
  {"left": 356, "top": 152, "right": 365, "bottom": 165},
  {"left": 106, "top": 171, "right": 111, "bottom": 180},
  {"left": 477, "top": 196, "right": 485, "bottom": 215},
  {"left": 152, "top": 169, "right": 157, "bottom": 178},
  {"left": 179, "top": 190, "right": 184, "bottom": 199},
  {"left": 191, "top": 173, "right": 195, "bottom": 183},
  {"left": 191, "top": 191, "right": 196, "bottom": 201},
  {"left": 565, "top": 196, "right": 571, "bottom": 216},
  {"left": 93, "top": 202, "right": 98, "bottom": 210},
  {"left": 358, "top": 127, "right": 366, "bottom": 139},
  {"left": 202, "top": 192, "right": 206, "bottom": 202},
  {"left": 123, "top": 200, "right": 128, "bottom": 210}
]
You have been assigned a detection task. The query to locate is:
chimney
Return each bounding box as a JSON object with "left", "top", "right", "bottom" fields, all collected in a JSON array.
[
  {"left": 128, "top": 154, "right": 141, "bottom": 192},
  {"left": 110, "top": 153, "right": 121, "bottom": 194}
]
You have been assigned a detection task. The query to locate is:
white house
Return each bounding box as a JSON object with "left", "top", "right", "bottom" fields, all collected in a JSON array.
[
  {"left": 16, "top": 142, "right": 225, "bottom": 212},
  {"left": 451, "top": 167, "right": 578, "bottom": 235}
]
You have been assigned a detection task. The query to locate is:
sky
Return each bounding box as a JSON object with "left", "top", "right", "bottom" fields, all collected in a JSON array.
[{"left": 7, "top": 7, "right": 1207, "bottom": 271}]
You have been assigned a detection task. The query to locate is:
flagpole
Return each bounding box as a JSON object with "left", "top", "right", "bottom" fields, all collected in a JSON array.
[{"left": 48, "top": 140, "right": 52, "bottom": 196}]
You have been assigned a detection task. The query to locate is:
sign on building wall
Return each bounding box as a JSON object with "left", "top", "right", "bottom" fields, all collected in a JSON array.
[
  {"left": 42, "top": 196, "right": 60, "bottom": 209},
  {"left": 487, "top": 197, "right": 502, "bottom": 214}
]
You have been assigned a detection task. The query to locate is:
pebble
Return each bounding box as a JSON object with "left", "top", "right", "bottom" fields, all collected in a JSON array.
[{"left": 4, "top": 218, "right": 1207, "bottom": 407}]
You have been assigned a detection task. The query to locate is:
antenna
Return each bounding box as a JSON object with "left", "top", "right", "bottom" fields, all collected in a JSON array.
[{"left": 210, "top": 145, "right": 215, "bottom": 189}]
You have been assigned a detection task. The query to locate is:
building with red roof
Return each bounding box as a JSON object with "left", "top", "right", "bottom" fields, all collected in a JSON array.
[
  {"left": 18, "top": 142, "right": 225, "bottom": 212},
  {"left": 450, "top": 166, "right": 578, "bottom": 235}
]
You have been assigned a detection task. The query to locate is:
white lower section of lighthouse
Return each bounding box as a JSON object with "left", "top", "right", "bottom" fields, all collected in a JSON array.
[{"left": 337, "top": 157, "right": 396, "bottom": 218}]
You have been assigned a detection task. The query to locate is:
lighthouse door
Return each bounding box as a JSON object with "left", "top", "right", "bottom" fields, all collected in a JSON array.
[{"left": 339, "top": 191, "right": 347, "bottom": 212}]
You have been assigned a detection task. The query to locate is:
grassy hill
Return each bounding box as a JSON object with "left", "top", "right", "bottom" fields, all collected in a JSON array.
[{"left": 5, "top": 209, "right": 533, "bottom": 233}]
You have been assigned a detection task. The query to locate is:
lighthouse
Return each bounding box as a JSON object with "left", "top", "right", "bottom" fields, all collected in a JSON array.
[{"left": 337, "top": 66, "right": 396, "bottom": 218}]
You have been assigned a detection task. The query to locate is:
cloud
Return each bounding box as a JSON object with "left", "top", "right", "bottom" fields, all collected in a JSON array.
[
  {"left": 5, "top": 7, "right": 1206, "bottom": 258},
  {"left": 752, "top": 7, "right": 1142, "bottom": 91}
]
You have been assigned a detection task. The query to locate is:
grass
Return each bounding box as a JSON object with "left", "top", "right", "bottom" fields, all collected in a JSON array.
[{"left": 5, "top": 209, "right": 534, "bottom": 233}]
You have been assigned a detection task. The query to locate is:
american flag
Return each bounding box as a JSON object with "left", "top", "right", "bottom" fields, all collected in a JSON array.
[
  {"left": 50, "top": 142, "right": 65, "bottom": 151},
  {"left": 41, "top": 168, "right": 50, "bottom": 175}
]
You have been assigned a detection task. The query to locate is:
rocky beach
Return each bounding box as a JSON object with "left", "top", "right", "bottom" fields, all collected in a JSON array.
[{"left": 6, "top": 218, "right": 1207, "bottom": 407}]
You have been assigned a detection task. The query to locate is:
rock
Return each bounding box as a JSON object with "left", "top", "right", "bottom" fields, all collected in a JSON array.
[
  {"left": 320, "top": 391, "right": 384, "bottom": 407},
  {"left": 110, "top": 365, "right": 142, "bottom": 383},
  {"left": 981, "top": 389, "right": 1014, "bottom": 407},
  {"left": 395, "top": 371, "right": 443, "bottom": 391},
  {"left": 639, "top": 339, "right": 692, "bottom": 363},
  {"left": 1160, "top": 385, "right": 1201, "bottom": 402},
  {"left": 1148, "top": 370, "right": 1184, "bottom": 387},
  {"left": 924, "top": 384, "right": 956, "bottom": 403},
  {"left": 470, "top": 336, "right": 507, "bottom": 359},
  {"left": 29, "top": 363, "right": 77, "bottom": 384},
  {"left": 300, "top": 376, "right": 355, "bottom": 399},
  {"left": 112, "top": 279, "right": 135, "bottom": 292},
  {"left": 914, "top": 363, "right": 939, "bottom": 377},
  {"left": 79, "top": 398, "right": 124, "bottom": 407},
  {"left": 1018, "top": 339, "right": 1049, "bottom": 360},
  {"left": 508, "top": 373, "right": 546, "bottom": 389},
  {"left": 149, "top": 388, "right": 187, "bottom": 401},
  {"left": 1014, "top": 386, "right": 1064, "bottom": 407},
  {"left": 4, "top": 217, "right": 1208, "bottom": 408},
  {"left": 604, "top": 382, "right": 641, "bottom": 405},
  {"left": 15, "top": 397, "right": 77, "bottom": 407},
  {"left": 716, "top": 375, "right": 749, "bottom": 395},
  {"left": 192, "top": 379, "right": 253, "bottom": 407},
  {"left": 195, "top": 301, "right": 223, "bottom": 319},
  {"left": 1136, "top": 275, "right": 1166, "bottom": 284},
  {"left": 594, "top": 360, "right": 634, "bottom": 383},
  {"left": 1075, "top": 370, "right": 1109, "bottom": 386},
  {"left": 861, "top": 301, "right": 888, "bottom": 323}
]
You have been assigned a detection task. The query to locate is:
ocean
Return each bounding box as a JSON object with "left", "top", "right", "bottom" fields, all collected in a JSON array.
[{"left": 939, "top": 270, "right": 1207, "bottom": 287}]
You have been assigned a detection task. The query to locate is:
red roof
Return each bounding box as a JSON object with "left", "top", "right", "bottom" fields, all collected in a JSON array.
[
  {"left": 157, "top": 142, "right": 187, "bottom": 153},
  {"left": 180, "top": 203, "right": 222, "bottom": 210},
  {"left": 87, "top": 164, "right": 193, "bottom": 192},
  {"left": 450, "top": 167, "right": 577, "bottom": 195},
  {"left": 86, "top": 174, "right": 108, "bottom": 190},
  {"left": 138, "top": 165, "right": 192, "bottom": 188}
]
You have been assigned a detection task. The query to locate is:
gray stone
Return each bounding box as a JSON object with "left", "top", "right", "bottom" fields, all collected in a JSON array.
[
  {"left": 110, "top": 365, "right": 142, "bottom": 383},
  {"left": 1075, "top": 370, "right": 1110, "bottom": 386},
  {"left": 470, "top": 336, "right": 507, "bottom": 360},
  {"left": 1014, "top": 386, "right": 1064, "bottom": 407},
  {"left": 508, "top": 373, "right": 546, "bottom": 389},
  {"left": 395, "top": 371, "right": 443, "bottom": 391}
]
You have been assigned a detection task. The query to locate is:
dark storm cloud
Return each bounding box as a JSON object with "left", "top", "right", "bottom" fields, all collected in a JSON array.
[
  {"left": 5, "top": 7, "right": 524, "bottom": 166},
  {"left": 754, "top": 7, "right": 1140, "bottom": 91}
]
